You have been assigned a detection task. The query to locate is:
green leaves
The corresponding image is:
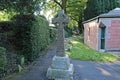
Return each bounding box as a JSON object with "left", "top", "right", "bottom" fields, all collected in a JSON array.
[
  {"left": 0, "top": 0, "right": 46, "bottom": 15},
  {"left": 18, "top": 55, "right": 25, "bottom": 73},
  {"left": 0, "top": 47, "right": 7, "bottom": 70},
  {"left": 84, "top": 0, "right": 120, "bottom": 20},
  {"left": 18, "top": 65, "right": 23, "bottom": 73},
  {"left": 44, "top": 0, "right": 87, "bottom": 34},
  {"left": 13, "top": 14, "right": 50, "bottom": 61}
]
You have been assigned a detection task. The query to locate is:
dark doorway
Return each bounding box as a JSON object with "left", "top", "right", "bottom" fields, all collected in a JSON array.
[{"left": 100, "top": 27, "right": 106, "bottom": 49}]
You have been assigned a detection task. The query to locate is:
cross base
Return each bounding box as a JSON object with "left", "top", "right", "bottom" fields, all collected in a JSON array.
[{"left": 47, "top": 55, "right": 74, "bottom": 80}]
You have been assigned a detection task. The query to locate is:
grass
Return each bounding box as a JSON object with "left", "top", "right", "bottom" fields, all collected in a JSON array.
[{"left": 66, "top": 35, "right": 120, "bottom": 62}]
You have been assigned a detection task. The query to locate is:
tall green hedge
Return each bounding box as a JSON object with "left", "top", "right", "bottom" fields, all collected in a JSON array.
[
  {"left": 0, "top": 47, "right": 7, "bottom": 70},
  {"left": 12, "top": 14, "right": 50, "bottom": 61},
  {"left": 49, "top": 27, "right": 57, "bottom": 41},
  {"left": 0, "top": 21, "right": 13, "bottom": 32}
]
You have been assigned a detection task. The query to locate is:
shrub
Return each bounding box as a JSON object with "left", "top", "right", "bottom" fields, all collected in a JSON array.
[
  {"left": 0, "top": 21, "right": 14, "bottom": 32},
  {"left": 18, "top": 55, "right": 25, "bottom": 73},
  {"left": 12, "top": 14, "right": 50, "bottom": 61},
  {"left": 0, "top": 47, "right": 7, "bottom": 70},
  {"left": 64, "top": 26, "right": 72, "bottom": 38},
  {"left": 49, "top": 27, "right": 57, "bottom": 41},
  {"left": 0, "top": 21, "right": 14, "bottom": 49}
]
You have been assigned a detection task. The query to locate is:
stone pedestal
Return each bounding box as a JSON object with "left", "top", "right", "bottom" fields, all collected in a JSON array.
[{"left": 47, "top": 55, "right": 74, "bottom": 80}]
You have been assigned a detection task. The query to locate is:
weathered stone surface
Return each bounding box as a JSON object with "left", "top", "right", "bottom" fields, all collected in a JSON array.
[
  {"left": 47, "top": 64, "right": 74, "bottom": 80},
  {"left": 47, "top": 10, "right": 74, "bottom": 80},
  {"left": 52, "top": 10, "right": 70, "bottom": 57},
  {"left": 51, "top": 55, "right": 70, "bottom": 70}
]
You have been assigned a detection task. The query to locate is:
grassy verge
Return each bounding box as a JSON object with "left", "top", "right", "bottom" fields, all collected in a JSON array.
[{"left": 66, "top": 35, "right": 120, "bottom": 62}]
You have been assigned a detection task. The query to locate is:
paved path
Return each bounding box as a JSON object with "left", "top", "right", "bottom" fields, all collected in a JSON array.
[
  {"left": 73, "top": 60, "right": 120, "bottom": 80},
  {"left": 19, "top": 45, "right": 56, "bottom": 80},
  {"left": 18, "top": 45, "right": 120, "bottom": 80}
]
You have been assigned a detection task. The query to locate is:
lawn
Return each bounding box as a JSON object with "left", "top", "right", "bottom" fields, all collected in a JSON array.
[{"left": 66, "top": 35, "right": 120, "bottom": 62}]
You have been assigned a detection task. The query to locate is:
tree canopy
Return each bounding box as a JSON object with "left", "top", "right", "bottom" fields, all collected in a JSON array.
[
  {"left": 44, "top": 0, "right": 87, "bottom": 34},
  {"left": 0, "top": 0, "right": 46, "bottom": 14},
  {"left": 84, "top": 0, "right": 120, "bottom": 20}
]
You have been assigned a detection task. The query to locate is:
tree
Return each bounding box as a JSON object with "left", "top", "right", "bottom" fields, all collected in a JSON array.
[
  {"left": 67, "top": 0, "right": 87, "bottom": 34},
  {"left": 0, "top": 0, "right": 46, "bottom": 15},
  {"left": 84, "top": 0, "right": 120, "bottom": 20},
  {"left": 84, "top": 0, "right": 99, "bottom": 20},
  {"left": 44, "top": 0, "right": 87, "bottom": 34},
  {"left": 52, "top": 0, "right": 67, "bottom": 13}
]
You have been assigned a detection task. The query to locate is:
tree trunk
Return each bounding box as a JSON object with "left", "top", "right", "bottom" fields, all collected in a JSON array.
[
  {"left": 78, "top": 19, "right": 84, "bottom": 34},
  {"left": 62, "top": 0, "right": 67, "bottom": 13}
]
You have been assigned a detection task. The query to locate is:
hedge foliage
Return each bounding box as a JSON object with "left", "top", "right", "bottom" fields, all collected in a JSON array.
[
  {"left": 49, "top": 27, "right": 57, "bottom": 41},
  {"left": 0, "top": 47, "right": 7, "bottom": 70},
  {"left": 0, "top": 21, "right": 14, "bottom": 32},
  {"left": 64, "top": 27, "right": 72, "bottom": 38},
  {"left": 12, "top": 14, "right": 50, "bottom": 61}
]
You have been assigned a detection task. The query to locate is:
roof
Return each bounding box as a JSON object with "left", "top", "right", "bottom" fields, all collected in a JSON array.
[
  {"left": 99, "top": 8, "right": 120, "bottom": 17},
  {"left": 83, "top": 8, "right": 120, "bottom": 24}
]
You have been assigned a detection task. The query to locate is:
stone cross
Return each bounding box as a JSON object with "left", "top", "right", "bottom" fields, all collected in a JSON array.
[
  {"left": 52, "top": 10, "right": 70, "bottom": 57},
  {"left": 47, "top": 10, "right": 73, "bottom": 80}
]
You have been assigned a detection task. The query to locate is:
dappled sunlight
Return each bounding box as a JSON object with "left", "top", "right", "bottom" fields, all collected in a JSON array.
[
  {"left": 102, "top": 56, "right": 118, "bottom": 62},
  {"left": 103, "top": 56, "right": 111, "bottom": 60},
  {"left": 71, "top": 41, "right": 79, "bottom": 44},
  {"left": 66, "top": 52, "right": 71, "bottom": 55},
  {"left": 66, "top": 36, "right": 119, "bottom": 62},
  {"left": 78, "top": 64, "right": 84, "bottom": 68},
  {"left": 97, "top": 67, "right": 112, "bottom": 76}
]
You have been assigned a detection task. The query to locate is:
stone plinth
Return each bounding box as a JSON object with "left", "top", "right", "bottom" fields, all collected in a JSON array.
[
  {"left": 47, "top": 55, "right": 74, "bottom": 80},
  {"left": 51, "top": 55, "right": 70, "bottom": 69}
]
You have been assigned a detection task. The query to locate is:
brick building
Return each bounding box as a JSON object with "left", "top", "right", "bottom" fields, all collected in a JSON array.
[{"left": 83, "top": 8, "right": 120, "bottom": 52}]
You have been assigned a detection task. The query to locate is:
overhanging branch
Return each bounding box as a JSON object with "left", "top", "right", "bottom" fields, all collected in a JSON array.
[{"left": 53, "top": 0, "right": 62, "bottom": 9}]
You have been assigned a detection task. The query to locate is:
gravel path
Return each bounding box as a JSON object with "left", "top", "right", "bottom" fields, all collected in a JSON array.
[{"left": 18, "top": 45, "right": 120, "bottom": 80}]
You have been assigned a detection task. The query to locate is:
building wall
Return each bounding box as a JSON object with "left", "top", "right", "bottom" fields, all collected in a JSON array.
[
  {"left": 84, "top": 18, "right": 120, "bottom": 51},
  {"left": 107, "top": 20, "right": 120, "bottom": 50},
  {"left": 98, "top": 18, "right": 120, "bottom": 51},
  {"left": 84, "top": 20, "right": 99, "bottom": 50}
]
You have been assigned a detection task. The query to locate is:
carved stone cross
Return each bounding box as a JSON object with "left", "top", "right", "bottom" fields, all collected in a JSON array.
[
  {"left": 47, "top": 10, "right": 73, "bottom": 80},
  {"left": 52, "top": 10, "right": 70, "bottom": 57}
]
